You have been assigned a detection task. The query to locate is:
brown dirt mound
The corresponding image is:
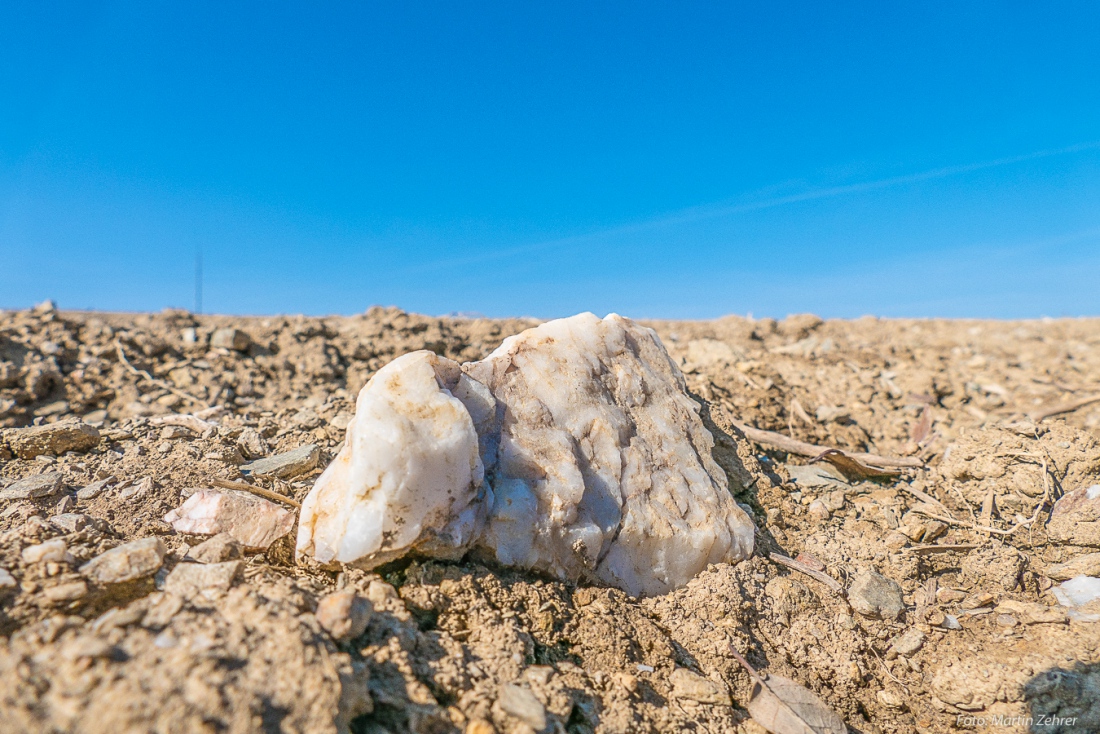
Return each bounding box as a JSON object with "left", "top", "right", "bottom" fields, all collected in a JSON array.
[{"left": 3, "top": 304, "right": 1100, "bottom": 733}]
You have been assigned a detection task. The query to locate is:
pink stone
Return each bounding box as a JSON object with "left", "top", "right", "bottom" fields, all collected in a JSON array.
[{"left": 165, "top": 489, "right": 295, "bottom": 550}]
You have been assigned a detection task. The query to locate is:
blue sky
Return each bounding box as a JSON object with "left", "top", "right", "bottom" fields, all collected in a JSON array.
[{"left": 2, "top": 2, "right": 1099, "bottom": 319}]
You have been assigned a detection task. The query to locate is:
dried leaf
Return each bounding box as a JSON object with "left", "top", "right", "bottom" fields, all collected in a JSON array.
[
  {"left": 810, "top": 449, "right": 900, "bottom": 481},
  {"left": 909, "top": 405, "right": 932, "bottom": 445},
  {"left": 794, "top": 552, "right": 826, "bottom": 572},
  {"left": 746, "top": 674, "right": 847, "bottom": 734},
  {"left": 728, "top": 646, "right": 846, "bottom": 734}
]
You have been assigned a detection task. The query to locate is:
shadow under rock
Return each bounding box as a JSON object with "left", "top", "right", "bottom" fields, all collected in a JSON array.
[
  {"left": 1024, "top": 661, "right": 1100, "bottom": 733},
  {"left": 695, "top": 395, "right": 795, "bottom": 559}
]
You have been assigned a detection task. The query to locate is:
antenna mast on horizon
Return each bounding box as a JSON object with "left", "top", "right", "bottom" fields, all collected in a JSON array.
[{"left": 195, "top": 247, "right": 203, "bottom": 315}]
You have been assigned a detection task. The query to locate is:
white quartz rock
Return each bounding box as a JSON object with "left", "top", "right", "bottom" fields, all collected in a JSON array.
[
  {"left": 296, "top": 351, "right": 489, "bottom": 566},
  {"left": 295, "top": 313, "right": 755, "bottom": 596},
  {"left": 466, "top": 313, "right": 754, "bottom": 596}
]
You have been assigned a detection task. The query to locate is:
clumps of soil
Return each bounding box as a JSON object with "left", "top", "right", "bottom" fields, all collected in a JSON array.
[{"left": 2, "top": 304, "right": 1100, "bottom": 733}]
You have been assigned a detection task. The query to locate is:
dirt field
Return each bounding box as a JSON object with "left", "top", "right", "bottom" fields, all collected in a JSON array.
[{"left": 2, "top": 303, "right": 1099, "bottom": 734}]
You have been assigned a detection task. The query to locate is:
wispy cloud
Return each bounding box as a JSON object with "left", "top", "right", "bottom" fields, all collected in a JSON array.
[{"left": 398, "top": 139, "right": 1100, "bottom": 274}]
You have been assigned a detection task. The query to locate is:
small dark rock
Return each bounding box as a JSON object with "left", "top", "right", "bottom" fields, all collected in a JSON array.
[
  {"left": 0, "top": 471, "right": 66, "bottom": 501},
  {"left": 849, "top": 568, "right": 906, "bottom": 620}
]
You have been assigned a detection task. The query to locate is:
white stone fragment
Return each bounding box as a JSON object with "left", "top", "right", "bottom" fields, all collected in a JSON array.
[
  {"left": 296, "top": 351, "right": 488, "bottom": 567},
  {"left": 295, "top": 313, "right": 756, "bottom": 596},
  {"left": 1053, "top": 575, "right": 1100, "bottom": 608},
  {"left": 165, "top": 489, "right": 295, "bottom": 550}
]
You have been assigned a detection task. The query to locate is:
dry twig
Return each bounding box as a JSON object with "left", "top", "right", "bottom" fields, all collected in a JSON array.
[
  {"left": 896, "top": 485, "right": 953, "bottom": 516},
  {"left": 869, "top": 647, "right": 910, "bottom": 695},
  {"left": 730, "top": 420, "right": 923, "bottom": 469},
  {"left": 909, "top": 507, "right": 1024, "bottom": 536},
  {"left": 915, "top": 456, "right": 1053, "bottom": 539},
  {"left": 211, "top": 477, "right": 301, "bottom": 509},
  {"left": 1030, "top": 394, "right": 1100, "bottom": 422},
  {"left": 906, "top": 544, "right": 980, "bottom": 555},
  {"left": 946, "top": 482, "right": 979, "bottom": 525},
  {"left": 115, "top": 341, "right": 209, "bottom": 408},
  {"left": 768, "top": 553, "right": 845, "bottom": 595}
]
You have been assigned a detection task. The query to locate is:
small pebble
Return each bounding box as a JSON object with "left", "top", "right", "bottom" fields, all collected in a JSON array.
[
  {"left": 44, "top": 580, "right": 88, "bottom": 602},
  {"left": 76, "top": 477, "right": 116, "bottom": 500},
  {"left": 669, "top": 667, "right": 731, "bottom": 705},
  {"left": 848, "top": 568, "right": 905, "bottom": 620},
  {"left": 80, "top": 537, "right": 166, "bottom": 584},
  {"left": 316, "top": 590, "right": 373, "bottom": 641},
  {"left": 22, "top": 538, "right": 69, "bottom": 564},
  {"left": 162, "top": 560, "right": 241, "bottom": 600},
  {"left": 941, "top": 614, "right": 962, "bottom": 630},
  {"left": 877, "top": 688, "right": 906, "bottom": 709},
  {"left": 936, "top": 588, "right": 966, "bottom": 604},
  {"left": 240, "top": 444, "right": 321, "bottom": 479},
  {"left": 119, "top": 477, "right": 154, "bottom": 500},
  {"left": 160, "top": 426, "right": 193, "bottom": 440},
  {"left": 0, "top": 472, "right": 66, "bottom": 501},
  {"left": 187, "top": 533, "right": 244, "bottom": 564},
  {"left": 50, "top": 512, "right": 90, "bottom": 533},
  {"left": 498, "top": 683, "right": 547, "bottom": 730},
  {"left": 807, "top": 500, "right": 831, "bottom": 522},
  {"left": 960, "top": 591, "right": 994, "bottom": 610},
  {"left": 889, "top": 628, "right": 925, "bottom": 657},
  {"left": 210, "top": 328, "right": 252, "bottom": 352},
  {"left": 884, "top": 531, "right": 910, "bottom": 550}
]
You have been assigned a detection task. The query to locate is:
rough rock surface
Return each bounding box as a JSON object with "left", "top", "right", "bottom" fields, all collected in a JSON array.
[
  {"left": 465, "top": 313, "right": 755, "bottom": 596},
  {"left": 3, "top": 421, "right": 100, "bottom": 459},
  {"left": 0, "top": 471, "right": 65, "bottom": 500},
  {"left": 241, "top": 443, "right": 321, "bottom": 478},
  {"left": 848, "top": 568, "right": 905, "bottom": 620},
  {"left": 297, "top": 313, "right": 755, "bottom": 596},
  {"left": 1048, "top": 484, "right": 1100, "bottom": 546},
  {"left": 79, "top": 537, "right": 165, "bottom": 584}
]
